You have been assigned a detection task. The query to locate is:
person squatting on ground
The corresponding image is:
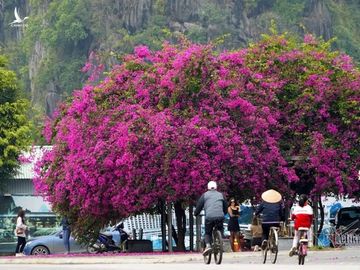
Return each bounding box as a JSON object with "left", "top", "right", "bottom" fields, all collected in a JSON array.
[
  {"left": 118, "top": 223, "right": 129, "bottom": 250},
  {"left": 60, "top": 216, "right": 71, "bottom": 254},
  {"left": 194, "top": 181, "right": 227, "bottom": 256},
  {"left": 250, "top": 215, "right": 263, "bottom": 251},
  {"left": 15, "top": 209, "right": 28, "bottom": 256},
  {"left": 289, "top": 194, "right": 313, "bottom": 256},
  {"left": 255, "top": 189, "right": 284, "bottom": 250},
  {"left": 227, "top": 198, "right": 241, "bottom": 251}
]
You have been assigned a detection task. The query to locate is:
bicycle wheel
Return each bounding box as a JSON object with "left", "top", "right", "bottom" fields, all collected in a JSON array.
[
  {"left": 301, "top": 243, "right": 308, "bottom": 256},
  {"left": 298, "top": 243, "right": 307, "bottom": 265},
  {"left": 269, "top": 243, "right": 278, "bottom": 264},
  {"left": 213, "top": 230, "right": 223, "bottom": 265},
  {"left": 298, "top": 253, "right": 305, "bottom": 265},
  {"left": 203, "top": 252, "right": 212, "bottom": 264},
  {"left": 269, "top": 228, "right": 278, "bottom": 264},
  {"left": 201, "top": 239, "right": 212, "bottom": 264},
  {"left": 262, "top": 246, "right": 268, "bottom": 264}
]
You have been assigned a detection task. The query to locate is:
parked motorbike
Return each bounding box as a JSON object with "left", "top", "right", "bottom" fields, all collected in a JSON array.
[{"left": 87, "top": 223, "right": 129, "bottom": 253}]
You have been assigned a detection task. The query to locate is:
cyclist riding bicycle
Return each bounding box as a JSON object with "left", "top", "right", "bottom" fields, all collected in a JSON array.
[
  {"left": 194, "top": 181, "right": 227, "bottom": 256},
  {"left": 289, "top": 194, "right": 313, "bottom": 257},
  {"left": 255, "top": 189, "right": 284, "bottom": 250}
]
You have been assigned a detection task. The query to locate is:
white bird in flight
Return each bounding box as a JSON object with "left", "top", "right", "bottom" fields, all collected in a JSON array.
[{"left": 9, "top": 7, "right": 28, "bottom": 26}]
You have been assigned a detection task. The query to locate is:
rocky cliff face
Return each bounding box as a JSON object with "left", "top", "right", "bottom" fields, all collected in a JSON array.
[
  {"left": 231, "top": 0, "right": 275, "bottom": 45},
  {"left": 113, "top": 0, "right": 153, "bottom": 33},
  {"left": 88, "top": 0, "right": 333, "bottom": 50},
  {"left": 167, "top": 0, "right": 200, "bottom": 22},
  {"left": 27, "top": 1, "right": 49, "bottom": 104},
  {"left": 303, "top": 0, "right": 332, "bottom": 40},
  {"left": 1, "top": 0, "right": 356, "bottom": 110},
  {"left": 29, "top": 40, "right": 47, "bottom": 104}
]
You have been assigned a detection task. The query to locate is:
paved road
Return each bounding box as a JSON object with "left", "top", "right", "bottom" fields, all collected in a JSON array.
[
  {"left": 1, "top": 248, "right": 359, "bottom": 270},
  {"left": 1, "top": 264, "right": 359, "bottom": 270}
]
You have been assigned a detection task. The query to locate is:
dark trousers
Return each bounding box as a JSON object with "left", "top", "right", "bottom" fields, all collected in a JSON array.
[
  {"left": 63, "top": 229, "right": 71, "bottom": 253},
  {"left": 261, "top": 222, "right": 280, "bottom": 241},
  {"left": 15, "top": 236, "right": 26, "bottom": 253},
  {"left": 204, "top": 218, "right": 224, "bottom": 245}
]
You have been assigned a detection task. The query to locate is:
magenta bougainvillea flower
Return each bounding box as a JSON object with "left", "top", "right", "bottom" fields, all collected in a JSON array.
[{"left": 34, "top": 34, "right": 359, "bottom": 237}]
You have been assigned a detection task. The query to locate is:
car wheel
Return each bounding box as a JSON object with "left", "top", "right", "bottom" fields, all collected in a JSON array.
[
  {"left": 31, "top": 245, "right": 50, "bottom": 255},
  {"left": 86, "top": 244, "right": 99, "bottom": 254}
]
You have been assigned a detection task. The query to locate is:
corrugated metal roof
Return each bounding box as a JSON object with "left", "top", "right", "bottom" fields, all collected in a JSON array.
[
  {"left": 13, "top": 145, "right": 52, "bottom": 180},
  {"left": 1, "top": 179, "right": 34, "bottom": 194}
]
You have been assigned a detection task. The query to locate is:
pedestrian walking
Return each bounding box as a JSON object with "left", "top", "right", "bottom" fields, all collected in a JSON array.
[
  {"left": 15, "top": 209, "right": 28, "bottom": 256},
  {"left": 228, "top": 198, "right": 241, "bottom": 252},
  {"left": 60, "top": 216, "right": 71, "bottom": 254}
]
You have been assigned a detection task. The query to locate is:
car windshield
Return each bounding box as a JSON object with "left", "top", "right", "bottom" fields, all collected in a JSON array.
[{"left": 340, "top": 209, "right": 360, "bottom": 220}]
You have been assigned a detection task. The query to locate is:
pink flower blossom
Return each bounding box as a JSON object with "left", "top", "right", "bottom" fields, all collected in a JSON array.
[{"left": 134, "top": 45, "right": 151, "bottom": 58}]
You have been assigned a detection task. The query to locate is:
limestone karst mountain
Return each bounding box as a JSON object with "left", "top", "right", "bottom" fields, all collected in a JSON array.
[{"left": 0, "top": 0, "right": 359, "bottom": 110}]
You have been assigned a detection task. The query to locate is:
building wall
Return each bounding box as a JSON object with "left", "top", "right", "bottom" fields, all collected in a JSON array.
[{"left": 0, "top": 176, "right": 57, "bottom": 254}]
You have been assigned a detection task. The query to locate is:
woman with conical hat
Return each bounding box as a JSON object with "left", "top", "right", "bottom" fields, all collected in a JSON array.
[{"left": 255, "top": 189, "right": 284, "bottom": 250}]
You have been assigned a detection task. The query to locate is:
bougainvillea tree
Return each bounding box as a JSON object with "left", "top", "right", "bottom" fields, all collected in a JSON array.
[
  {"left": 34, "top": 34, "right": 359, "bottom": 245},
  {"left": 244, "top": 34, "right": 359, "bottom": 199},
  {"left": 241, "top": 34, "right": 359, "bottom": 235}
]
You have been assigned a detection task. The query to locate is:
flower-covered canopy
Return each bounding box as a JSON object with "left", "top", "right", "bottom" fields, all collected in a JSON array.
[{"left": 34, "top": 34, "right": 359, "bottom": 235}]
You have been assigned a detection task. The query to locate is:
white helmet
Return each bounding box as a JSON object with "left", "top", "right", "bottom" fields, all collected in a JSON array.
[{"left": 207, "top": 181, "right": 217, "bottom": 190}]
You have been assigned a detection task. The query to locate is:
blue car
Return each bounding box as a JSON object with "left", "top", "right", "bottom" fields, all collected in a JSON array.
[{"left": 23, "top": 230, "right": 87, "bottom": 255}]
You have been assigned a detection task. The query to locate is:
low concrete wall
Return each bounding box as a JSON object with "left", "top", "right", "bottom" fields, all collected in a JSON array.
[
  {"left": 278, "top": 237, "right": 292, "bottom": 251},
  {"left": 224, "top": 237, "right": 292, "bottom": 252},
  {"left": 223, "top": 239, "right": 232, "bottom": 252}
]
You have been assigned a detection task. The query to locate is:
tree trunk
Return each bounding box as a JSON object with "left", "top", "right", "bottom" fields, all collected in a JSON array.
[
  {"left": 318, "top": 195, "right": 324, "bottom": 235},
  {"left": 189, "top": 204, "right": 194, "bottom": 251},
  {"left": 162, "top": 202, "right": 180, "bottom": 251},
  {"left": 174, "top": 201, "right": 186, "bottom": 251},
  {"left": 159, "top": 200, "right": 167, "bottom": 251},
  {"left": 195, "top": 215, "right": 202, "bottom": 251}
]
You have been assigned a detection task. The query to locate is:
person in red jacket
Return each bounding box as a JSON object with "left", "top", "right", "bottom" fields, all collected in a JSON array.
[{"left": 289, "top": 194, "right": 313, "bottom": 256}]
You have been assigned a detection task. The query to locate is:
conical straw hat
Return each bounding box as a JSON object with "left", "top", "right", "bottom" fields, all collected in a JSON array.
[{"left": 261, "top": 189, "right": 282, "bottom": 203}]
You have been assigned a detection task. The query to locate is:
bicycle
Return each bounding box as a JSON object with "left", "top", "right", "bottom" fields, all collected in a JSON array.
[
  {"left": 262, "top": 226, "right": 279, "bottom": 264},
  {"left": 296, "top": 227, "right": 309, "bottom": 265},
  {"left": 202, "top": 228, "right": 223, "bottom": 265}
]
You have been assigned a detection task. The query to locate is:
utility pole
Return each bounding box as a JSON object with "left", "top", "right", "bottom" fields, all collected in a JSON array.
[{"left": 313, "top": 196, "right": 319, "bottom": 246}]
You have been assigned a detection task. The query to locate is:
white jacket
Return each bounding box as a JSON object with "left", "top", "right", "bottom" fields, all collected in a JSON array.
[{"left": 15, "top": 216, "right": 28, "bottom": 237}]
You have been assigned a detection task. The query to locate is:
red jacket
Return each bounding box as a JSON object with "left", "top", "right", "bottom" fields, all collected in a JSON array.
[{"left": 291, "top": 204, "right": 313, "bottom": 230}]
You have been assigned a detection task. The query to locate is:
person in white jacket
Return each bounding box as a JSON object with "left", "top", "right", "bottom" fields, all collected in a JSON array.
[{"left": 15, "top": 209, "right": 28, "bottom": 256}]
